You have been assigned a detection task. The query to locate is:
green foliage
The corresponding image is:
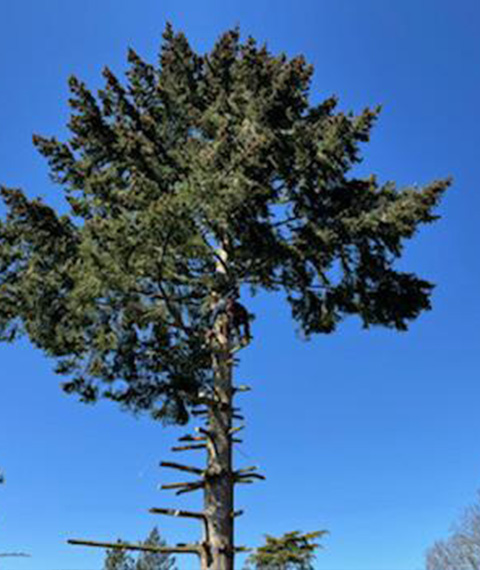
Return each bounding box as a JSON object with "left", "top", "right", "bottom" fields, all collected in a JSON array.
[
  {"left": 0, "top": 24, "right": 450, "bottom": 424},
  {"left": 136, "top": 527, "right": 177, "bottom": 570},
  {"left": 245, "top": 530, "right": 327, "bottom": 570},
  {"left": 103, "top": 528, "right": 177, "bottom": 570},
  {"left": 104, "top": 544, "right": 135, "bottom": 570}
]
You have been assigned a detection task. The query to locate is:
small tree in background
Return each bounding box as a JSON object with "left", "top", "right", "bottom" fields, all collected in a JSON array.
[
  {"left": 104, "top": 529, "right": 177, "bottom": 570},
  {"left": 426, "top": 491, "right": 480, "bottom": 570},
  {"left": 245, "top": 531, "right": 326, "bottom": 570},
  {"left": 104, "top": 543, "right": 135, "bottom": 570},
  {"left": 0, "top": 23, "right": 450, "bottom": 570},
  {"left": 136, "top": 527, "right": 177, "bottom": 570}
]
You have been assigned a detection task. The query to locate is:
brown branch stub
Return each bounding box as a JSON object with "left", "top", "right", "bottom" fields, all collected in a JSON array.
[
  {"left": 235, "top": 546, "right": 253, "bottom": 552},
  {"left": 149, "top": 507, "right": 205, "bottom": 520},
  {"left": 233, "top": 385, "right": 252, "bottom": 393},
  {"left": 160, "top": 480, "right": 203, "bottom": 491},
  {"left": 160, "top": 461, "right": 203, "bottom": 476},
  {"left": 67, "top": 539, "right": 200, "bottom": 555},
  {"left": 177, "top": 480, "right": 205, "bottom": 495},
  {"left": 235, "top": 465, "right": 259, "bottom": 475},
  {"left": 235, "top": 473, "right": 266, "bottom": 481},
  {"left": 178, "top": 434, "right": 206, "bottom": 442},
  {"left": 160, "top": 480, "right": 205, "bottom": 495},
  {"left": 171, "top": 443, "right": 207, "bottom": 452}
]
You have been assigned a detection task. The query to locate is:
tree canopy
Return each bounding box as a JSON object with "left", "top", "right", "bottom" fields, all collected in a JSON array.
[
  {"left": 245, "top": 530, "right": 327, "bottom": 570},
  {"left": 0, "top": 24, "right": 450, "bottom": 425}
]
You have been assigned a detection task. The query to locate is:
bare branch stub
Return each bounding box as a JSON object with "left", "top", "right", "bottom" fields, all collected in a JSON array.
[
  {"left": 68, "top": 386, "right": 257, "bottom": 566},
  {"left": 149, "top": 507, "right": 206, "bottom": 520},
  {"left": 171, "top": 443, "right": 207, "bottom": 452},
  {"left": 160, "top": 461, "right": 204, "bottom": 476},
  {"left": 67, "top": 539, "right": 200, "bottom": 555}
]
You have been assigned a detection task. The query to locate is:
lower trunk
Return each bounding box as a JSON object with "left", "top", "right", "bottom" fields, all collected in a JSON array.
[{"left": 201, "top": 302, "right": 234, "bottom": 570}]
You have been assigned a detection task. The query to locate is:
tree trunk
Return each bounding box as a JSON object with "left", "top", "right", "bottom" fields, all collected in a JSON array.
[
  {"left": 201, "top": 338, "right": 234, "bottom": 570},
  {"left": 201, "top": 249, "right": 235, "bottom": 570}
]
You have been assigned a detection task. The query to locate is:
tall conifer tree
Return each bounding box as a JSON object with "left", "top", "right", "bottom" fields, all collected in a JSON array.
[{"left": 0, "top": 24, "right": 449, "bottom": 570}]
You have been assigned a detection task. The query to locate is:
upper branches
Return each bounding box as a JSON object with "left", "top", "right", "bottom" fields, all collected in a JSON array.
[{"left": 0, "top": 24, "right": 450, "bottom": 423}]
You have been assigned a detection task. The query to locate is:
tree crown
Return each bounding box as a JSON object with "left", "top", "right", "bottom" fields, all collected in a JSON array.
[{"left": 0, "top": 25, "right": 450, "bottom": 423}]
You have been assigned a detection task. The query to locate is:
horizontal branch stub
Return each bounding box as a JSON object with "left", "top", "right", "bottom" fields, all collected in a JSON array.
[
  {"left": 67, "top": 539, "right": 200, "bottom": 555},
  {"left": 233, "top": 509, "right": 244, "bottom": 518},
  {"left": 218, "top": 545, "right": 253, "bottom": 553},
  {"left": 235, "top": 466, "right": 259, "bottom": 475},
  {"left": 171, "top": 443, "right": 207, "bottom": 452},
  {"left": 235, "top": 547, "right": 253, "bottom": 553},
  {"left": 178, "top": 434, "right": 207, "bottom": 443},
  {"left": 235, "top": 473, "right": 266, "bottom": 481},
  {"left": 149, "top": 508, "right": 205, "bottom": 520},
  {"left": 229, "top": 425, "right": 245, "bottom": 435},
  {"left": 232, "top": 414, "right": 244, "bottom": 421},
  {"left": 160, "top": 461, "right": 203, "bottom": 476},
  {"left": 177, "top": 481, "right": 205, "bottom": 495},
  {"left": 160, "top": 480, "right": 205, "bottom": 495},
  {"left": 160, "top": 480, "right": 203, "bottom": 491},
  {"left": 233, "top": 385, "right": 252, "bottom": 393}
]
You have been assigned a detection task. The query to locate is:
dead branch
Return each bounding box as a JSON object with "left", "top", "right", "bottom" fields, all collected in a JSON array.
[
  {"left": 171, "top": 443, "right": 207, "bottom": 452},
  {"left": 149, "top": 507, "right": 205, "bottom": 520},
  {"left": 67, "top": 539, "right": 199, "bottom": 555},
  {"left": 160, "top": 461, "right": 203, "bottom": 476}
]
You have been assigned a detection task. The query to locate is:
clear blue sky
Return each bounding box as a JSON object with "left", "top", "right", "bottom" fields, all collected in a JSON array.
[{"left": 0, "top": 1, "right": 479, "bottom": 569}]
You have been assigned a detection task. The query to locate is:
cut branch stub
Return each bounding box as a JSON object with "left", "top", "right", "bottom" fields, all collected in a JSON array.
[
  {"left": 160, "top": 480, "right": 204, "bottom": 491},
  {"left": 233, "top": 385, "right": 252, "bottom": 394},
  {"left": 178, "top": 434, "right": 207, "bottom": 442},
  {"left": 171, "top": 443, "right": 207, "bottom": 452},
  {"left": 160, "top": 461, "right": 204, "bottom": 476},
  {"left": 149, "top": 507, "right": 205, "bottom": 520},
  {"left": 67, "top": 539, "right": 200, "bottom": 555},
  {"left": 235, "top": 473, "right": 266, "bottom": 481},
  {"left": 235, "top": 466, "right": 259, "bottom": 475}
]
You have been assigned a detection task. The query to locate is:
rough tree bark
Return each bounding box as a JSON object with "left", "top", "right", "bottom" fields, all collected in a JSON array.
[{"left": 201, "top": 247, "right": 235, "bottom": 570}]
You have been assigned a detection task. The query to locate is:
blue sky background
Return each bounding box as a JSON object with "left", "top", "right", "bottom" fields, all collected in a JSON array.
[{"left": 0, "top": 1, "right": 479, "bottom": 569}]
